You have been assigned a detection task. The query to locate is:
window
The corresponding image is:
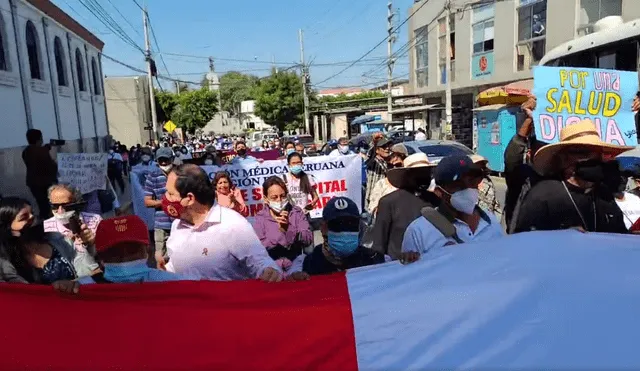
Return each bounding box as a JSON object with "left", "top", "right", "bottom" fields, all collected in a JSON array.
[
  {"left": 53, "top": 37, "right": 66, "bottom": 86},
  {"left": 414, "top": 26, "right": 428, "bottom": 88},
  {"left": 438, "top": 15, "right": 455, "bottom": 84},
  {"left": 25, "top": 21, "right": 42, "bottom": 79},
  {"left": 472, "top": 3, "right": 495, "bottom": 54},
  {"left": 516, "top": 0, "right": 547, "bottom": 71},
  {"left": 578, "top": 0, "right": 622, "bottom": 36},
  {"left": 75, "top": 48, "right": 86, "bottom": 91},
  {"left": 0, "top": 14, "right": 8, "bottom": 71},
  {"left": 91, "top": 57, "right": 101, "bottom": 95}
]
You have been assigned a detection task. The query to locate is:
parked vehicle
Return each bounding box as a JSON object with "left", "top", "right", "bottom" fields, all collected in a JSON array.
[
  {"left": 403, "top": 140, "right": 473, "bottom": 164},
  {"left": 387, "top": 130, "right": 415, "bottom": 144},
  {"left": 250, "top": 131, "right": 278, "bottom": 147}
]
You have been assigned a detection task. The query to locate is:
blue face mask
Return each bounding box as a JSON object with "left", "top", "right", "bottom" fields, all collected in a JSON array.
[
  {"left": 286, "top": 149, "right": 296, "bottom": 156},
  {"left": 327, "top": 231, "right": 359, "bottom": 257},
  {"left": 290, "top": 164, "right": 303, "bottom": 175}
]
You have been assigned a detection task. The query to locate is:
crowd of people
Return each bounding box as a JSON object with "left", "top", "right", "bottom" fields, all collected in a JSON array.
[{"left": 2, "top": 94, "right": 640, "bottom": 292}]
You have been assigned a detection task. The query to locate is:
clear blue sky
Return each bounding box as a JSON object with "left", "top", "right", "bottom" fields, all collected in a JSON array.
[{"left": 52, "top": 0, "right": 413, "bottom": 91}]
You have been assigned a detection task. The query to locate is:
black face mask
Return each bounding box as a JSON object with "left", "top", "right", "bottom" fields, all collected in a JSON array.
[
  {"left": 237, "top": 148, "right": 247, "bottom": 156},
  {"left": 574, "top": 159, "right": 605, "bottom": 183}
]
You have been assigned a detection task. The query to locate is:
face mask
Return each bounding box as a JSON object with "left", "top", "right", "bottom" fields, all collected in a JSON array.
[
  {"left": 237, "top": 148, "right": 247, "bottom": 156},
  {"left": 159, "top": 164, "right": 173, "bottom": 173},
  {"left": 204, "top": 159, "right": 214, "bottom": 165},
  {"left": 290, "top": 165, "right": 303, "bottom": 175},
  {"left": 141, "top": 155, "right": 151, "bottom": 163},
  {"left": 275, "top": 141, "right": 280, "bottom": 146},
  {"left": 327, "top": 231, "right": 359, "bottom": 257},
  {"left": 53, "top": 210, "right": 75, "bottom": 224},
  {"left": 108, "top": 149, "right": 114, "bottom": 154},
  {"left": 447, "top": 188, "right": 479, "bottom": 215},
  {"left": 339, "top": 145, "right": 349, "bottom": 154},
  {"left": 161, "top": 194, "right": 185, "bottom": 219},
  {"left": 268, "top": 199, "right": 288, "bottom": 214},
  {"left": 286, "top": 149, "right": 295, "bottom": 156},
  {"left": 574, "top": 160, "right": 605, "bottom": 183}
]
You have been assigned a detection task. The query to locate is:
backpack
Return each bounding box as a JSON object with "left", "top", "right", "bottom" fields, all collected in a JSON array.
[{"left": 421, "top": 206, "right": 492, "bottom": 244}]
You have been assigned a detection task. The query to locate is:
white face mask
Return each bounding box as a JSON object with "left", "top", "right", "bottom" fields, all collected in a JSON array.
[
  {"left": 141, "top": 155, "right": 151, "bottom": 163},
  {"left": 448, "top": 188, "right": 479, "bottom": 215},
  {"left": 204, "top": 159, "right": 214, "bottom": 165},
  {"left": 159, "top": 164, "right": 173, "bottom": 173},
  {"left": 339, "top": 145, "right": 350, "bottom": 154},
  {"left": 268, "top": 199, "right": 288, "bottom": 214},
  {"left": 54, "top": 210, "right": 75, "bottom": 224}
]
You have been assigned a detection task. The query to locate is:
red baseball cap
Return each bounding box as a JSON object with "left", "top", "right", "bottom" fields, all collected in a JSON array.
[{"left": 95, "top": 215, "right": 149, "bottom": 254}]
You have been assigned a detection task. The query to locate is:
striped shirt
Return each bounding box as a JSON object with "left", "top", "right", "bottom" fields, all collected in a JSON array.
[{"left": 144, "top": 167, "right": 173, "bottom": 230}]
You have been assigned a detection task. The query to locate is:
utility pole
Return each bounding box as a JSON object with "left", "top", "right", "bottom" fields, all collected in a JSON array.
[
  {"left": 444, "top": 0, "right": 453, "bottom": 139},
  {"left": 175, "top": 81, "right": 180, "bottom": 94},
  {"left": 387, "top": 0, "right": 395, "bottom": 115},
  {"left": 142, "top": 6, "right": 159, "bottom": 142},
  {"left": 272, "top": 55, "right": 278, "bottom": 73},
  {"left": 299, "top": 29, "right": 310, "bottom": 134}
]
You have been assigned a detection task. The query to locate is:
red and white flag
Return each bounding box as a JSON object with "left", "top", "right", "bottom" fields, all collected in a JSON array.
[{"left": 1, "top": 231, "right": 639, "bottom": 370}]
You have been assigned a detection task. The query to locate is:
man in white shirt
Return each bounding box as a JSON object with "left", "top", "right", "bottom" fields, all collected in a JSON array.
[
  {"left": 614, "top": 174, "right": 640, "bottom": 230},
  {"left": 329, "top": 137, "right": 354, "bottom": 156},
  {"left": 414, "top": 128, "right": 427, "bottom": 141},
  {"left": 162, "top": 164, "right": 283, "bottom": 281},
  {"left": 401, "top": 154, "right": 504, "bottom": 264}
]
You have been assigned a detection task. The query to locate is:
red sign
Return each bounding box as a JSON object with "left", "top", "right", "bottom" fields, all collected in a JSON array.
[{"left": 479, "top": 56, "right": 488, "bottom": 72}]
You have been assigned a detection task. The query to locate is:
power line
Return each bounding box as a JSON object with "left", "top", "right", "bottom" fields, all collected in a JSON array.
[
  {"left": 159, "top": 52, "right": 299, "bottom": 66},
  {"left": 313, "top": 0, "right": 432, "bottom": 86},
  {"left": 131, "top": 0, "right": 144, "bottom": 11},
  {"left": 105, "top": 0, "right": 142, "bottom": 38},
  {"left": 148, "top": 15, "right": 172, "bottom": 77},
  {"left": 77, "top": 0, "right": 144, "bottom": 53}
]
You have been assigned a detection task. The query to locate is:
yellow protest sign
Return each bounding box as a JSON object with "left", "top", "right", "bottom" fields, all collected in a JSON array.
[{"left": 163, "top": 120, "right": 177, "bottom": 133}]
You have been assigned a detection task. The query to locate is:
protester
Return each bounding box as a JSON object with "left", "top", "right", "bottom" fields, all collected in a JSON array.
[
  {"left": 144, "top": 147, "right": 175, "bottom": 265},
  {"left": 503, "top": 96, "right": 547, "bottom": 230},
  {"left": 365, "top": 137, "right": 393, "bottom": 209},
  {"left": 295, "top": 142, "right": 307, "bottom": 157},
  {"left": 0, "top": 198, "right": 81, "bottom": 284},
  {"left": 373, "top": 153, "right": 436, "bottom": 261},
  {"left": 401, "top": 155, "right": 504, "bottom": 264},
  {"left": 163, "top": 164, "right": 283, "bottom": 282},
  {"left": 78, "top": 215, "right": 194, "bottom": 284},
  {"left": 414, "top": 128, "right": 427, "bottom": 141},
  {"left": 253, "top": 177, "right": 313, "bottom": 271},
  {"left": 613, "top": 173, "right": 640, "bottom": 231},
  {"left": 283, "top": 152, "right": 319, "bottom": 212},
  {"left": 280, "top": 141, "right": 296, "bottom": 159},
  {"left": 231, "top": 141, "right": 258, "bottom": 164},
  {"left": 120, "top": 145, "right": 130, "bottom": 177},
  {"left": 471, "top": 155, "right": 501, "bottom": 216},
  {"left": 329, "top": 137, "right": 354, "bottom": 156},
  {"left": 107, "top": 146, "right": 125, "bottom": 194},
  {"left": 213, "top": 171, "right": 247, "bottom": 215},
  {"left": 290, "top": 197, "right": 385, "bottom": 276},
  {"left": 259, "top": 140, "right": 269, "bottom": 152},
  {"left": 367, "top": 150, "right": 405, "bottom": 214},
  {"left": 515, "top": 119, "right": 631, "bottom": 233},
  {"left": 628, "top": 166, "right": 640, "bottom": 198},
  {"left": 22, "top": 129, "right": 58, "bottom": 219},
  {"left": 43, "top": 184, "right": 100, "bottom": 277}
]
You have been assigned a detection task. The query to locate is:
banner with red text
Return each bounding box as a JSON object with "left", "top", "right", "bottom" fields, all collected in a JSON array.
[{"left": 203, "top": 154, "right": 362, "bottom": 221}]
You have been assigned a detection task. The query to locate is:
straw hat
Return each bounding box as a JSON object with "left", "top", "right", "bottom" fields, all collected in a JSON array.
[
  {"left": 387, "top": 153, "right": 435, "bottom": 189},
  {"left": 534, "top": 119, "right": 634, "bottom": 175},
  {"left": 470, "top": 154, "right": 489, "bottom": 166}
]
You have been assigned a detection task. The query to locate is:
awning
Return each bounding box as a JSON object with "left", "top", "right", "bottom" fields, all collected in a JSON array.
[
  {"left": 477, "top": 79, "right": 532, "bottom": 105},
  {"left": 351, "top": 115, "right": 376, "bottom": 125},
  {"left": 389, "top": 104, "right": 438, "bottom": 115},
  {"left": 472, "top": 104, "right": 509, "bottom": 112}
]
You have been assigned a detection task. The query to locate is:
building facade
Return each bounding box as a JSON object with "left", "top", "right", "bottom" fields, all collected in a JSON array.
[
  {"left": 240, "top": 100, "right": 269, "bottom": 131},
  {"left": 0, "top": 0, "right": 108, "bottom": 199},
  {"left": 408, "top": 0, "right": 640, "bottom": 147},
  {"left": 104, "top": 76, "right": 153, "bottom": 147}
]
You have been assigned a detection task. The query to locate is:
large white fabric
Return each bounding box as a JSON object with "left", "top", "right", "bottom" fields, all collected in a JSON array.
[{"left": 348, "top": 231, "right": 640, "bottom": 370}]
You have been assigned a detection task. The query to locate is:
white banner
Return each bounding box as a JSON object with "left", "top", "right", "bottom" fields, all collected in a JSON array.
[
  {"left": 203, "top": 154, "right": 362, "bottom": 221},
  {"left": 57, "top": 153, "right": 108, "bottom": 194}
]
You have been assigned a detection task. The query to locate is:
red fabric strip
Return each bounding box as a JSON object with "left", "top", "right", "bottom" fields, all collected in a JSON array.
[{"left": 0, "top": 273, "right": 357, "bottom": 371}]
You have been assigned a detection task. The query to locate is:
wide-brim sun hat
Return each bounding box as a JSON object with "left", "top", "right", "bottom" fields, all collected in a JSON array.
[
  {"left": 387, "top": 152, "right": 435, "bottom": 189},
  {"left": 534, "top": 119, "right": 634, "bottom": 176}
]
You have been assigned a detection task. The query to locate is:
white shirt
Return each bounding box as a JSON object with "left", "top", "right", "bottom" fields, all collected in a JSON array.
[
  {"left": 284, "top": 173, "right": 317, "bottom": 210},
  {"left": 402, "top": 207, "right": 504, "bottom": 258},
  {"left": 415, "top": 131, "right": 427, "bottom": 141},
  {"left": 615, "top": 192, "right": 640, "bottom": 229},
  {"left": 329, "top": 149, "right": 355, "bottom": 157},
  {"left": 165, "top": 205, "right": 280, "bottom": 280}
]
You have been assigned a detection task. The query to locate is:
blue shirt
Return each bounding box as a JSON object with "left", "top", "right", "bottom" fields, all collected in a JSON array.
[
  {"left": 144, "top": 167, "right": 173, "bottom": 230},
  {"left": 78, "top": 259, "right": 199, "bottom": 284}
]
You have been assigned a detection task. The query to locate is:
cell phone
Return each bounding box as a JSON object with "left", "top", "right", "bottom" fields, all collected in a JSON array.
[
  {"left": 68, "top": 212, "right": 82, "bottom": 234},
  {"left": 50, "top": 139, "right": 66, "bottom": 146}
]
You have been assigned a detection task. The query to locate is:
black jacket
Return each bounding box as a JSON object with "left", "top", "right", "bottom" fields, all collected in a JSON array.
[
  {"left": 515, "top": 180, "right": 627, "bottom": 234},
  {"left": 302, "top": 244, "right": 385, "bottom": 276},
  {"left": 372, "top": 189, "right": 435, "bottom": 260}
]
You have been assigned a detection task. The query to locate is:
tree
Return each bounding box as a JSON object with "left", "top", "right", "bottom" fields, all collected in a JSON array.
[
  {"left": 220, "top": 72, "right": 259, "bottom": 116},
  {"left": 253, "top": 70, "right": 304, "bottom": 132},
  {"left": 173, "top": 88, "right": 219, "bottom": 131},
  {"left": 318, "top": 90, "right": 386, "bottom": 104},
  {"left": 155, "top": 90, "right": 178, "bottom": 122}
]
